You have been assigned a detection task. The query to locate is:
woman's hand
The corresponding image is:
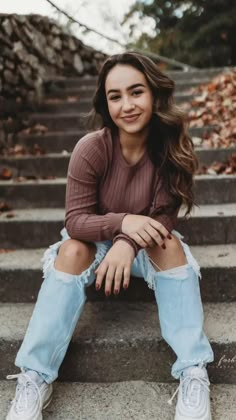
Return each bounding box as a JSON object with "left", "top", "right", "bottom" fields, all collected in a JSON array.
[
  {"left": 95, "top": 240, "right": 135, "bottom": 296},
  {"left": 121, "top": 214, "right": 171, "bottom": 248}
]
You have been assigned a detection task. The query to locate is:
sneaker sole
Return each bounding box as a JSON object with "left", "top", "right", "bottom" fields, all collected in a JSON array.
[
  {"left": 42, "top": 388, "right": 53, "bottom": 410},
  {"left": 6, "top": 388, "right": 53, "bottom": 420},
  {"left": 175, "top": 412, "right": 212, "bottom": 420}
]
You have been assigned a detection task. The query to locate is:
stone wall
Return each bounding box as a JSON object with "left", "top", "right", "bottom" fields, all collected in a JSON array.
[
  {"left": 0, "top": 13, "right": 107, "bottom": 151},
  {"left": 0, "top": 13, "right": 106, "bottom": 103}
]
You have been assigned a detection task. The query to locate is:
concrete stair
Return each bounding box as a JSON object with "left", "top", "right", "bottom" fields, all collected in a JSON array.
[
  {"left": 1, "top": 175, "right": 236, "bottom": 207},
  {"left": 1, "top": 204, "right": 236, "bottom": 248},
  {"left": 0, "top": 301, "right": 235, "bottom": 383},
  {"left": 0, "top": 244, "right": 235, "bottom": 303},
  {"left": 2, "top": 381, "right": 236, "bottom": 419},
  {"left": 16, "top": 127, "right": 228, "bottom": 154},
  {"left": 3, "top": 145, "right": 236, "bottom": 178},
  {"left": 1, "top": 67, "right": 235, "bottom": 419}
]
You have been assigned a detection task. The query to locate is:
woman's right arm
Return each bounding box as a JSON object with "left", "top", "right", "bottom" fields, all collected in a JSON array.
[{"left": 65, "top": 135, "right": 127, "bottom": 242}]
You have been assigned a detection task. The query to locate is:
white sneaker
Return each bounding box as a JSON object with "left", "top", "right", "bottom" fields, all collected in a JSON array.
[
  {"left": 6, "top": 369, "right": 53, "bottom": 420},
  {"left": 168, "top": 364, "right": 212, "bottom": 420}
]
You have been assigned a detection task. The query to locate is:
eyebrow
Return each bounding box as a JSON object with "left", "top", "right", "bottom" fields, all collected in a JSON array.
[{"left": 107, "top": 83, "right": 146, "bottom": 95}]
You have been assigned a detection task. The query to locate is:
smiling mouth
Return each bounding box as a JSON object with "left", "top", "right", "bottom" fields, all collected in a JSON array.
[{"left": 122, "top": 114, "right": 141, "bottom": 121}]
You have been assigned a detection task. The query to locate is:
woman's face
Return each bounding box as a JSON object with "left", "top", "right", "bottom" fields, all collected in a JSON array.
[{"left": 105, "top": 64, "right": 154, "bottom": 137}]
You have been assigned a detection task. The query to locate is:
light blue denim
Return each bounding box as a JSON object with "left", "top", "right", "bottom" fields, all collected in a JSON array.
[{"left": 15, "top": 228, "right": 214, "bottom": 383}]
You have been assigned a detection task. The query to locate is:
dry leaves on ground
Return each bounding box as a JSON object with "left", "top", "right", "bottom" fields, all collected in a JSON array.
[
  {"left": 0, "top": 167, "right": 13, "bottom": 180},
  {"left": 44, "top": 95, "right": 79, "bottom": 103},
  {"left": 197, "top": 153, "right": 236, "bottom": 175},
  {"left": 0, "top": 201, "right": 15, "bottom": 219},
  {"left": 20, "top": 123, "right": 49, "bottom": 135},
  {"left": 183, "top": 69, "right": 236, "bottom": 148},
  {"left": 0, "top": 201, "right": 12, "bottom": 212},
  {"left": 0, "top": 168, "right": 56, "bottom": 181},
  {"left": 0, "top": 249, "right": 15, "bottom": 253},
  {"left": 0, "top": 143, "right": 46, "bottom": 157}
]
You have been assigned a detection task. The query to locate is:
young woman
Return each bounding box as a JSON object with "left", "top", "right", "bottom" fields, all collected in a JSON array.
[{"left": 6, "top": 52, "right": 214, "bottom": 420}]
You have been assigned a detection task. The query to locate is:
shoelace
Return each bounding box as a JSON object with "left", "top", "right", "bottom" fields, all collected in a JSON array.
[
  {"left": 6, "top": 372, "right": 43, "bottom": 413},
  {"left": 167, "top": 371, "right": 210, "bottom": 407}
]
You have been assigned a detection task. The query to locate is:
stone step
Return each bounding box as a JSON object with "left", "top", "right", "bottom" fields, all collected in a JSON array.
[
  {"left": 3, "top": 91, "right": 194, "bottom": 115},
  {"left": 0, "top": 301, "right": 235, "bottom": 383},
  {"left": 0, "top": 245, "right": 235, "bottom": 303},
  {"left": 1, "top": 380, "right": 236, "bottom": 420},
  {"left": 1, "top": 175, "right": 236, "bottom": 208},
  {"left": 43, "top": 87, "right": 195, "bottom": 102},
  {"left": 46, "top": 81, "right": 205, "bottom": 96},
  {"left": 44, "top": 68, "right": 230, "bottom": 87},
  {"left": 43, "top": 77, "right": 215, "bottom": 92},
  {"left": 21, "top": 112, "right": 221, "bottom": 132},
  {"left": 3, "top": 142, "right": 231, "bottom": 181},
  {"left": 166, "top": 67, "right": 232, "bottom": 80},
  {"left": 34, "top": 93, "right": 193, "bottom": 112},
  {"left": 0, "top": 204, "right": 235, "bottom": 249},
  {"left": 16, "top": 126, "right": 219, "bottom": 154},
  {"left": 44, "top": 74, "right": 214, "bottom": 90}
]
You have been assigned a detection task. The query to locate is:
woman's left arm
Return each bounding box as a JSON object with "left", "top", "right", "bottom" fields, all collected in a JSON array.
[
  {"left": 149, "top": 206, "right": 180, "bottom": 233},
  {"left": 148, "top": 177, "right": 181, "bottom": 233}
]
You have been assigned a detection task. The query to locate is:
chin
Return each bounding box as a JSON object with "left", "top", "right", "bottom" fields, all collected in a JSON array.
[{"left": 120, "top": 123, "right": 146, "bottom": 132}]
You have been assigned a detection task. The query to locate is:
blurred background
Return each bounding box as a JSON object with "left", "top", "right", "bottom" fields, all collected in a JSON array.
[{"left": 1, "top": 0, "right": 236, "bottom": 67}]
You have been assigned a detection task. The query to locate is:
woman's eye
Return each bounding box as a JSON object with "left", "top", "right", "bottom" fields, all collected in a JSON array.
[
  {"left": 133, "top": 90, "right": 143, "bottom": 96},
  {"left": 110, "top": 95, "right": 120, "bottom": 100}
]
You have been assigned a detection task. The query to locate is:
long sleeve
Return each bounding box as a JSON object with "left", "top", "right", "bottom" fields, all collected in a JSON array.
[
  {"left": 65, "top": 133, "right": 127, "bottom": 241},
  {"left": 148, "top": 176, "right": 180, "bottom": 233},
  {"left": 113, "top": 233, "right": 141, "bottom": 256},
  {"left": 114, "top": 175, "right": 180, "bottom": 254}
]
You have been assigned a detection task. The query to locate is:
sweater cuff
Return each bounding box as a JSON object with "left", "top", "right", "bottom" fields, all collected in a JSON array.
[{"left": 113, "top": 233, "right": 141, "bottom": 257}]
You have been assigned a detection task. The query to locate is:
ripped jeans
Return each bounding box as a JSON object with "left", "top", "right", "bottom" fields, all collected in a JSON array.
[{"left": 15, "top": 228, "right": 214, "bottom": 383}]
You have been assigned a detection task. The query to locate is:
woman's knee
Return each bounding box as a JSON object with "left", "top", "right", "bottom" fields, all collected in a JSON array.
[
  {"left": 55, "top": 239, "right": 96, "bottom": 272},
  {"left": 147, "top": 234, "right": 187, "bottom": 270},
  {"left": 166, "top": 234, "right": 186, "bottom": 254}
]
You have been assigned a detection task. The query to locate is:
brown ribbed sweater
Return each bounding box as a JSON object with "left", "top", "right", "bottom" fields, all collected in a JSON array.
[{"left": 65, "top": 127, "right": 179, "bottom": 254}]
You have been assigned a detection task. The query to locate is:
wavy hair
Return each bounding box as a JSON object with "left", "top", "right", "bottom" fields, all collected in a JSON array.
[{"left": 87, "top": 51, "right": 198, "bottom": 216}]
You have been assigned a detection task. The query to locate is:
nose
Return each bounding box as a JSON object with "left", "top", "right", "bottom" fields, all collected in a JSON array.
[{"left": 122, "top": 97, "right": 135, "bottom": 112}]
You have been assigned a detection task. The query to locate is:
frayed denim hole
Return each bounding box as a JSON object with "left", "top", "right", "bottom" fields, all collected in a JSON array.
[
  {"left": 140, "top": 249, "right": 158, "bottom": 291},
  {"left": 156, "top": 264, "right": 190, "bottom": 280},
  {"left": 80, "top": 240, "right": 110, "bottom": 288},
  {"left": 42, "top": 238, "right": 109, "bottom": 288},
  {"left": 172, "top": 230, "right": 202, "bottom": 280},
  {"left": 51, "top": 265, "right": 84, "bottom": 284}
]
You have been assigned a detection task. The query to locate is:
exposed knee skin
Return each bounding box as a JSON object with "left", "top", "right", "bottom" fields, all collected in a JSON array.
[
  {"left": 54, "top": 239, "right": 96, "bottom": 275},
  {"left": 146, "top": 234, "right": 187, "bottom": 271}
]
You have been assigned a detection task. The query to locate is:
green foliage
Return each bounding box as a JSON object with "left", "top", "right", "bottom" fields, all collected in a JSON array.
[{"left": 123, "top": 0, "right": 236, "bottom": 67}]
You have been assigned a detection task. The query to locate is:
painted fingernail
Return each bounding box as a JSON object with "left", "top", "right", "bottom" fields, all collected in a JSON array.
[
  {"left": 105, "top": 291, "right": 110, "bottom": 296},
  {"left": 114, "top": 289, "right": 119, "bottom": 295},
  {"left": 95, "top": 283, "right": 100, "bottom": 290},
  {"left": 123, "top": 284, "right": 128, "bottom": 289},
  {"left": 162, "top": 244, "right": 166, "bottom": 249},
  {"left": 168, "top": 234, "right": 172, "bottom": 239}
]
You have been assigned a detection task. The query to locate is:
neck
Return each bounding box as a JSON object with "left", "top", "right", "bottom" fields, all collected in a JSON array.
[{"left": 118, "top": 127, "right": 150, "bottom": 152}]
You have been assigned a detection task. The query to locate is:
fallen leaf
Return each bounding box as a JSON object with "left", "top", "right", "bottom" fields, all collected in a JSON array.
[
  {"left": 183, "top": 69, "right": 236, "bottom": 149},
  {"left": 196, "top": 153, "right": 236, "bottom": 175},
  {"left": 0, "top": 249, "right": 15, "bottom": 253},
  {"left": 67, "top": 96, "right": 80, "bottom": 102},
  {"left": 0, "top": 168, "right": 13, "bottom": 180},
  {"left": 0, "top": 202, "right": 12, "bottom": 212},
  {"left": 6, "top": 212, "right": 15, "bottom": 218}
]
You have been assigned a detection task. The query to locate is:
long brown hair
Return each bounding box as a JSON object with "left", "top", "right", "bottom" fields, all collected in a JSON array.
[{"left": 87, "top": 51, "right": 198, "bottom": 216}]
